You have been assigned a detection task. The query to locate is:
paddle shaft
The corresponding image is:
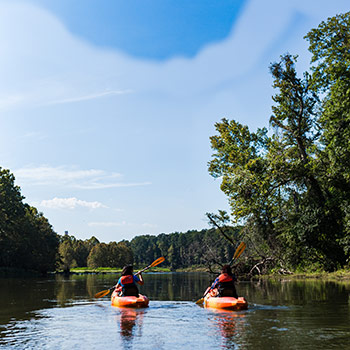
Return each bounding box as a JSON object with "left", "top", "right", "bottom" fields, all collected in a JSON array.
[{"left": 136, "top": 257, "right": 165, "bottom": 274}]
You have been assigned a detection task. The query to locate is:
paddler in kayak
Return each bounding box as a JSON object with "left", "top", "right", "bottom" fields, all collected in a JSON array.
[
  {"left": 115, "top": 265, "right": 144, "bottom": 297},
  {"left": 208, "top": 265, "right": 238, "bottom": 298}
]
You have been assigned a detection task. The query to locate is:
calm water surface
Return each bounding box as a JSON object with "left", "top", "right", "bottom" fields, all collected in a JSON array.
[{"left": 0, "top": 273, "right": 350, "bottom": 349}]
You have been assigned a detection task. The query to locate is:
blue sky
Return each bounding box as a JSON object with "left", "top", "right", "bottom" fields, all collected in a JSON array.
[{"left": 0, "top": 0, "right": 349, "bottom": 242}]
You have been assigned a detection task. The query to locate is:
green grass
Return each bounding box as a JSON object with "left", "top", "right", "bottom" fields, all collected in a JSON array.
[
  {"left": 253, "top": 269, "right": 350, "bottom": 281},
  {"left": 67, "top": 266, "right": 171, "bottom": 274}
]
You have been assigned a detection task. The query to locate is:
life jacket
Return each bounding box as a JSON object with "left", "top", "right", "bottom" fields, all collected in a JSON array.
[
  {"left": 120, "top": 275, "right": 139, "bottom": 297},
  {"left": 217, "top": 273, "right": 238, "bottom": 298}
]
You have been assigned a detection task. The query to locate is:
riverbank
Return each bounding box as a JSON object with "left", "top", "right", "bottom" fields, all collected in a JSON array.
[
  {"left": 251, "top": 269, "right": 350, "bottom": 281},
  {"left": 60, "top": 266, "right": 171, "bottom": 274}
]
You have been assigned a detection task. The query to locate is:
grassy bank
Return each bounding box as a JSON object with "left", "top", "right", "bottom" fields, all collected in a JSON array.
[
  {"left": 251, "top": 269, "right": 350, "bottom": 281},
  {"left": 65, "top": 266, "right": 171, "bottom": 274}
]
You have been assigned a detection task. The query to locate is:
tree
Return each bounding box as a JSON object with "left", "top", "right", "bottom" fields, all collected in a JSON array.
[
  {"left": 207, "top": 13, "right": 350, "bottom": 271},
  {"left": 23, "top": 206, "right": 59, "bottom": 273},
  {"left": 59, "top": 240, "right": 77, "bottom": 273},
  {"left": 268, "top": 53, "right": 341, "bottom": 267},
  {"left": 306, "top": 12, "right": 350, "bottom": 262},
  {"left": 0, "top": 167, "right": 59, "bottom": 273},
  {"left": 87, "top": 243, "right": 108, "bottom": 268}
]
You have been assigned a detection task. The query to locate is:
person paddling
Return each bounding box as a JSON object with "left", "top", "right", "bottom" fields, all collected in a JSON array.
[
  {"left": 208, "top": 265, "right": 238, "bottom": 298},
  {"left": 115, "top": 265, "right": 144, "bottom": 297}
]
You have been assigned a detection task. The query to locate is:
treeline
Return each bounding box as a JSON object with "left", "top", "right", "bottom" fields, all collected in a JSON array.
[
  {"left": 58, "top": 227, "right": 241, "bottom": 272},
  {"left": 208, "top": 12, "right": 350, "bottom": 272}
]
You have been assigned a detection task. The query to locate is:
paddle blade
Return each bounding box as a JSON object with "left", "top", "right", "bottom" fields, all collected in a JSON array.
[
  {"left": 94, "top": 289, "right": 110, "bottom": 298},
  {"left": 233, "top": 242, "right": 246, "bottom": 260},
  {"left": 195, "top": 297, "right": 204, "bottom": 305},
  {"left": 150, "top": 256, "right": 165, "bottom": 267}
]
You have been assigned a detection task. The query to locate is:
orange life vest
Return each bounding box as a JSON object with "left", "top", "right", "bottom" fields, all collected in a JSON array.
[
  {"left": 120, "top": 275, "right": 134, "bottom": 285},
  {"left": 218, "top": 273, "right": 233, "bottom": 283},
  {"left": 217, "top": 273, "right": 238, "bottom": 298},
  {"left": 119, "top": 274, "right": 139, "bottom": 297}
]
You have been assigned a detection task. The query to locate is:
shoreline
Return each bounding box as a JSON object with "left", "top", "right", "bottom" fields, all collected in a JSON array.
[
  {"left": 2, "top": 266, "right": 350, "bottom": 280},
  {"left": 251, "top": 270, "right": 350, "bottom": 281}
]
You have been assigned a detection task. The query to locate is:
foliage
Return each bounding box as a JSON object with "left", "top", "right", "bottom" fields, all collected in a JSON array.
[
  {"left": 130, "top": 228, "right": 240, "bottom": 271},
  {"left": 0, "top": 168, "right": 59, "bottom": 273},
  {"left": 208, "top": 12, "right": 350, "bottom": 272},
  {"left": 87, "top": 241, "right": 133, "bottom": 268}
]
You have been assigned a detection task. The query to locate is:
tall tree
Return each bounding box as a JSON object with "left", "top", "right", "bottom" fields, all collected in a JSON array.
[
  {"left": 0, "top": 167, "right": 59, "bottom": 273},
  {"left": 208, "top": 21, "right": 350, "bottom": 270},
  {"left": 306, "top": 12, "right": 350, "bottom": 261}
]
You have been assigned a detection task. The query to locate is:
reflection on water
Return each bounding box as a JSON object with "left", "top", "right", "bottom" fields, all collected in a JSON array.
[
  {"left": 1, "top": 273, "right": 350, "bottom": 349},
  {"left": 211, "top": 310, "right": 247, "bottom": 349},
  {"left": 117, "top": 308, "right": 145, "bottom": 349}
]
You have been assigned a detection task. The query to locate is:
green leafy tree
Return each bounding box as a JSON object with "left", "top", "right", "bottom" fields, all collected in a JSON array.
[
  {"left": 268, "top": 53, "right": 340, "bottom": 267},
  {"left": 59, "top": 240, "right": 77, "bottom": 273},
  {"left": 0, "top": 167, "right": 59, "bottom": 273},
  {"left": 87, "top": 243, "right": 108, "bottom": 268},
  {"left": 207, "top": 13, "right": 350, "bottom": 271},
  {"left": 23, "top": 206, "right": 59, "bottom": 273},
  {"left": 306, "top": 12, "right": 350, "bottom": 262}
]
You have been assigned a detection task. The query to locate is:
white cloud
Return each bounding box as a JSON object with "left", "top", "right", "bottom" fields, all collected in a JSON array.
[
  {"left": 75, "top": 181, "right": 152, "bottom": 190},
  {"left": 44, "top": 89, "right": 132, "bottom": 106},
  {"left": 14, "top": 165, "right": 150, "bottom": 189},
  {"left": 39, "top": 197, "right": 107, "bottom": 209}
]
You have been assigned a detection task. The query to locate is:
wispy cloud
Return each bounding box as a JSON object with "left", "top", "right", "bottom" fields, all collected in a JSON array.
[
  {"left": 88, "top": 221, "right": 128, "bottom": 227},
  {"left": 21, "top": 131, "right": 48, "bottom": 140},
  {"left": 14, "top": 165, "right": 151, "bottom": 189},
  {"left": 44, "top": 89, "right": 132, "bottom": 106},
  {"left": 0, "top": 94, "right": 26, "bottom": 111},
  {"left": 39, "top": 197, "right": 107, "bottom": 209}
]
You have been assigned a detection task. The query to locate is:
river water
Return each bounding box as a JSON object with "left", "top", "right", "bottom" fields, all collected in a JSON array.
[{"left": 0, "top": 273, "right": 349, "bottom": 349}]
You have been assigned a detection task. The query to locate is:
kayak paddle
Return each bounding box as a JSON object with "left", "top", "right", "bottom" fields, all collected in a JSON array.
[
  {"left": 135, "top": 256, "right": 165, "bottom": 275},
  {"left": 94, "top": 287, "right": 115, "bottom": 299},
  {"left": 195, "top": 242, "right": 246, "bottom": 305},
  {"left": 94, "top": 256, "right": 165, "bottom": 298},
  {"left": 231, "top": 241, "right": 246, "bottom": 263}
]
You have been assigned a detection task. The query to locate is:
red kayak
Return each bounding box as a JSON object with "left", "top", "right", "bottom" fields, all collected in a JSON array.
[
  {"left": 204, "top": 295, "right": 248, "bottom": 311},
  {"left": 111, "top": 289, "right": 149, "bottom": 308}
]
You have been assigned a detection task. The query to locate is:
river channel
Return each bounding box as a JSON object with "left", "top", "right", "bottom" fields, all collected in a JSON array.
[{"left": 0, "top": 272, "right": 349, "bottom": 349}]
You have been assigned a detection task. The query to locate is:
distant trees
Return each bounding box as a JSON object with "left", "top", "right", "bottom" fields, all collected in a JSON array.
[
  {"left": 130, "top": 228, "right": 240, "bottom": 271},
  {"left": 57, "top": 235, "right": 134, "bottom": 271},
  {"left": 0, "top": 168, "right": 59, "bottom": 273},
  {"left": 87, "top": 241, "right": 133, "bottom": 268},
  {"left": 208, "top": 11, "right": 350, "bottom": 272},
  {"left": 55, "top": 228, "right": 242, "bottom": 272}
]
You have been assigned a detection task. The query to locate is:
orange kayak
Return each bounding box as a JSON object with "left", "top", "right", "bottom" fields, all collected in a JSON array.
[
  {"left": 111, "top": 290, "right": 149, "bottom": 308},
  {"left": 204, "top": 295, "right": 248, "bottom": 311}
]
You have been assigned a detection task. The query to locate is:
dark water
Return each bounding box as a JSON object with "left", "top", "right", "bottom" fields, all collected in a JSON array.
[{"left": 1, "top": 273, "right": 350, "bottom": 349}]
